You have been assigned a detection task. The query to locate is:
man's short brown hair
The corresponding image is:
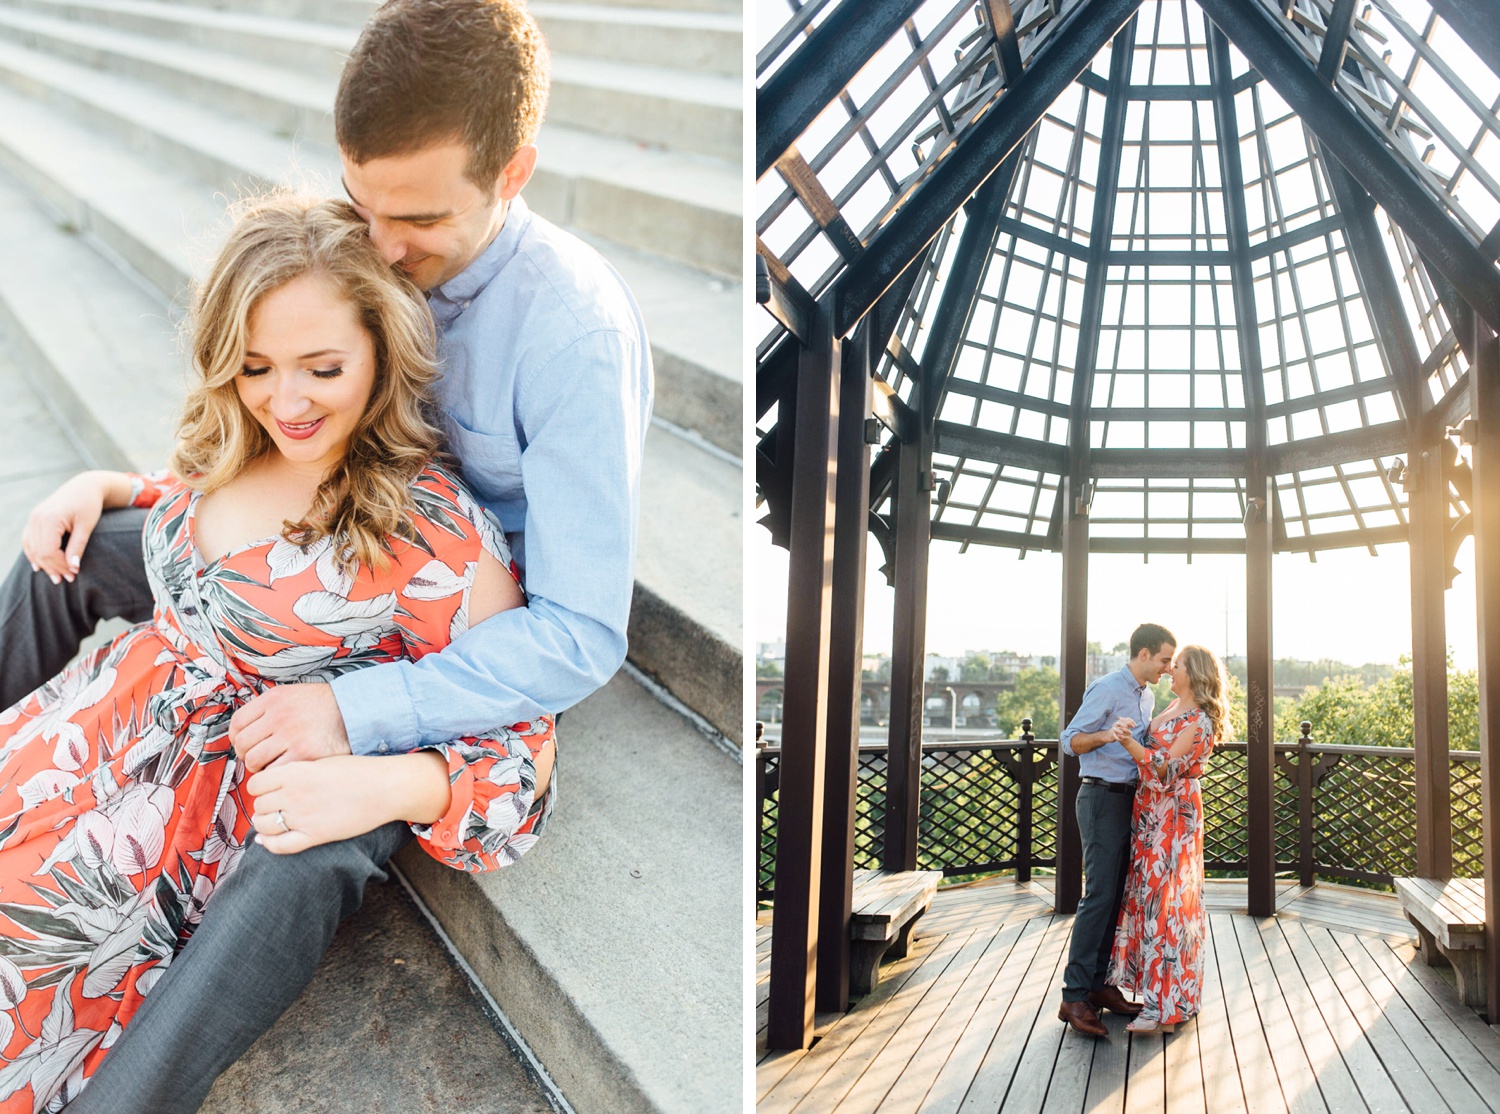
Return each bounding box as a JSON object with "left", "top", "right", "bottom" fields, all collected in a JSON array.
[{"left": 335, "top": 0, "right": 550, "bottom": 191}]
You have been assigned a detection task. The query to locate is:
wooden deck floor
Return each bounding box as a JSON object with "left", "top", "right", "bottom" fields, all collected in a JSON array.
[{"left": 756, "top": 879, "right": 1500, "bottom": 1113}]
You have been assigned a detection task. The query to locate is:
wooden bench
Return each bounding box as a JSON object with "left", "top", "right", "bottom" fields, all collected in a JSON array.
[
  {"left": 850, "top": 868, "right": 942, "bottom": 996},
  {"left": 1394, "top": 876, "right": 1487, "bottom": 1007}
]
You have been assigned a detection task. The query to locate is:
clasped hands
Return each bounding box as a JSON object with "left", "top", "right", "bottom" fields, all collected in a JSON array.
[{"left": 229, "top": 682, "right": 369, "bottom": 856}]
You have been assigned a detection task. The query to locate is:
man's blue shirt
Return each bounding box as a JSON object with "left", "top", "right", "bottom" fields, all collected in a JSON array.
[
  {"left": 1059, "top": 666, "right": 1154, "bottom": 783},
  {"left": 330, "top": 196, "right": 653, "bottom": 753}
]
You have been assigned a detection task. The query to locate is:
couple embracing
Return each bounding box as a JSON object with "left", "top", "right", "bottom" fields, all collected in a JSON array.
[
  {"left": 0, "top": 0, "right": 648, "bottom": 1109},
  {"left": 1056, "top": 624, "right": 1230, "bottom": 1037}
]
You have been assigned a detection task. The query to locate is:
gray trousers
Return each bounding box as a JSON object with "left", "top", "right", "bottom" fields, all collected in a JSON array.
[
  {"left": 0, "top": 510, "right": 410, "bottom": 1113},
  {"left": 1061, "top": 782, "right": 1135, "bottom": 1001}
]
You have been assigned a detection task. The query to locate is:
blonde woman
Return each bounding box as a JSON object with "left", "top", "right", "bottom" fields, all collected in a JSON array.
[
  {"left": 0, "top": 196, "right": 552, "bottom": 1109},
  {"left": 1105, "top": 644, "right": 1228, "bottom": 1033}
]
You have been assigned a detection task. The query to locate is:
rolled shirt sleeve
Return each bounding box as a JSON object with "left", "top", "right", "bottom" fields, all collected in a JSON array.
[{"left": 1060, "top": 679, "right": 1113, "bottom": 758}]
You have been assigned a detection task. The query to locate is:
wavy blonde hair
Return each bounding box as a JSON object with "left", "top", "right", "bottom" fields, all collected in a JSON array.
[
  {"left": 171, "top": 193, "right": 444, "bottom": 569},
  {"left": 1178, "top": 644, "right": 1231, "bottom": 744}
]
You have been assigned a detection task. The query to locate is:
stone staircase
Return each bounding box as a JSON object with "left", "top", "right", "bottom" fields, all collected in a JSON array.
[{"left": 0, "top": 1, "right": 742, "bottom": 1111}]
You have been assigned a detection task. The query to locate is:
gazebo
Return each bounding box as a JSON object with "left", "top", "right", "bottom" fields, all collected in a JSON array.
[{"left": 755, "top": 0, "right": 1500, "bottom": 1056}]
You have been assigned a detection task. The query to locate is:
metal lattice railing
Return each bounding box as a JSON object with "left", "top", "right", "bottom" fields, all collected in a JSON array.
[{"left": 756, "top": 737, "right": 1484, "bottom": 900}]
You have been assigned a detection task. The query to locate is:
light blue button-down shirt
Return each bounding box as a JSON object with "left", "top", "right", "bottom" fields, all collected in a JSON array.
[
  {"left": 1059, "top": 666, "right": 1155, "bottom": 783},
  {"left": 330, "top": 197, "right": 653, "bottom": 753}
]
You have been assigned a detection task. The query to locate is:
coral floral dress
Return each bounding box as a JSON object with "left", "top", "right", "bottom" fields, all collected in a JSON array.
[
  {"left": 0, "top": 463, "right": 552, "bottom": 1112},
  {"left": 1107, "top": 706, "right": 1214, "bottom": 1025}
]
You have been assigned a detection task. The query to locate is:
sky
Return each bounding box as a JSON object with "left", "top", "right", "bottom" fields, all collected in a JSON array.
[{"left": 753, "top": 524, "right": 1480, "bottom": 668}]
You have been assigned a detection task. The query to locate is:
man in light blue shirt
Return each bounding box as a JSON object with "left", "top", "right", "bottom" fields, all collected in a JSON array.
[
  {"left": 0, "top": 3, "right": 650, "bottom": 1108},
  {"left": 1056, "top": 624, "right": 1175, "bottom": 1037}
]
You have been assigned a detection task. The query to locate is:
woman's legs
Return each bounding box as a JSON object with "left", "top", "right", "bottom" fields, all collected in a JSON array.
[
  {"left": 62, "top": 822, "right": 413, "bottom": 1114},
  {"left": 0, "top": 509, "right": 152, "bottom": 710}
]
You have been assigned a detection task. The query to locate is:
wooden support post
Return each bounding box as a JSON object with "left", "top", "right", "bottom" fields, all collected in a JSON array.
[
  {"left": 1246, "top": 474, "right": 1276, "bottom": 918},
  {"left": 885, "top": 431, "right": 931, "bottom": 872},
  {"left": 1055, "top": 474, "right": 1089, "bottom": 915},
  {"left": 1297, "top": 722, "right": 1315, "bottom": 888},
  {"left": 1410, "top": 434, "right": 1453, "bottom": 880},
  {"left": 1469, "top": 318, "right": 1500, "bottom": 1021},
  {"left": 816, "top": 331, "right": 873, "bottom": 1012},
  {"left": 767, "top": 302, "right": 842, "bottom": 1050}
]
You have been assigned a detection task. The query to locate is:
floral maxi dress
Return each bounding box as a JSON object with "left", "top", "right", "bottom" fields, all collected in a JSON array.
[
  {"left": 0, "top": 464, "right": 552, "bottom": 1112},
  {"left": 1106, "top": 707, "right": 1214, "bottom": 1025}
]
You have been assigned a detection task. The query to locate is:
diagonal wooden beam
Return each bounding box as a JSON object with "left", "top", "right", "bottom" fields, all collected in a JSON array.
[
  {"left": 757, "top": 0, "right": 926, "bottom": 179},
  {"left": 834, "top": 0, "right": 1145, "bottom": 336}
]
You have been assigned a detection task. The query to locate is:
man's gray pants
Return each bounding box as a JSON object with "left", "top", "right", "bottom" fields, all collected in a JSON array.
[
  {"left": 0, "top": 510, "right": 410, "bottom": 1113},
  {"left": 1060, "top": 782, "right": 1135, "bottom": 1001}
]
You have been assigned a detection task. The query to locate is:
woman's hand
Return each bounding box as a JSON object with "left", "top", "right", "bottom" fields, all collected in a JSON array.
[
  {"left": 21, "top": 471, "right": 131, "bottom": 585},
  {"left": 246, "top": 752, "right": 451, "bottom": 854}
]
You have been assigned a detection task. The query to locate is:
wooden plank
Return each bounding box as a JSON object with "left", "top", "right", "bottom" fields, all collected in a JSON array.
[
  {"left": 1036, "top": 1011, "right": 1100, "bottom": 1113},
  {"left": 1209, "top": 914, "right": 1292, "bottom": 1114},
  {"left": 996, "top": 939, "right": 1086, "bottom": 1114},
  {"left": 1230, "top": 915, "right": 1329, "bottom": 1113},
  {"left": 758, "top": 930, "right": 964, "bottom": 1101},
  {"left": 1348, "top": 931, "right": 1500, "bottom": 1107},
  {"left": 1330, "top": 928, "right": 1490, "bottom": 1112},
  {"left": 774, "top": 929, "right": 984, "bottom": 1114},
  {"left": 836, "top": 928, "right": 1009, "bottom": 1114},
  {"left": 1253, "top": 918, "right": 1369, "bottom": 1112},
  {"left": 1374, "top": 935, "right": 1500, "bottom": 1074},
  {"left": 953, "top": 917, "right": 1074, "bottom": 1113},
  {"left": 1162, "top": 996, "right": 1208, "bottom": 1114},
  {"left": 1122, "top": 1022, "right": 1167, "bottom": 1114},
  {"left": 1303, "top": 925, "right": 1458, "bottom": 1113},
  {"left": 874, "top": 921, "right": 1030, "bottom": 1111},
  {"left": 1195, "top": 910, "right": 1249, "bottom": 1114},
  {"left": 1276, "top": 920, "right": 1409, "bottom": 1114},
  {"left": 1079, "top": 996, "right": 1131, "bottom": 1114},
  {"left": 917, "top": 917, "right": 1056, "bottom": 1114}
]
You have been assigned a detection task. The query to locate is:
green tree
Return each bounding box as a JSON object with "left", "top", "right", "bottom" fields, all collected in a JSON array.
[
  {"left": 960, "top": 653, "right": 992, "bottom": 682},
  {"left": 929, "top": 664, "right": 950, "bottom": 683},
  {"left": 995, "top": 666, "right": 1060, "bottom": 739},
  {"left": 756, "top": 658, "right": 782, "bottom": 679}
]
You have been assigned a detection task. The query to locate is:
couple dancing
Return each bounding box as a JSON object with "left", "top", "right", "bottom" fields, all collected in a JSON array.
[
  {"left": 0, "top": 1, "right": 649, "bottom": 1109},
  {"left": 1056, "top": 624, "right": 1229, "bottom": 1036}
]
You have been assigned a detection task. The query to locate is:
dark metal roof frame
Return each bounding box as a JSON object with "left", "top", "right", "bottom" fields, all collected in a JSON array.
[
  {"left": 1196, "top": 0, "right": 1500, "bottom": 332},
  {"left": 832, "top": 0, "right": 1145, "bottom": 337}
]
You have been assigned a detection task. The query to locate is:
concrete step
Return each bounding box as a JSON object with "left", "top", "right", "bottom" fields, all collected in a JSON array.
[
  {"left": 151, "top": 0, "right": 741, "bottom": 21},
  {"left": 530, "top": 2, "right": 741, "bottom": 77},
  {"left": 393, "top": 669, "right": 742, "bottom": 1114},
  {"left": 0, "top": 1, "right": 741, "bottom": 160},
  {"left": 548, "top": 53, "right": 740, "bottom": 162},
  {"left": 0, "top": 115, "right": 742, "bottom": 738},
  {"left": 0, "top": 37, "right": 742, "bottom": 446},
  {"left": 202, "top": 880, "right": 562, "bottom": 1114},
  {"left": 0, "top": 9, "right": 741, "bottom": 278},
  {"left": 17, "top": 0, "right": 745, "bottom": 80}
]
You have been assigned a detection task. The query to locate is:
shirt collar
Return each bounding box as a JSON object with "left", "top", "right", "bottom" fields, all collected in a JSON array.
[
  {"left": 427, "top": 196, "right": 531, "bottom": 327},
  {"left": 1119, "top": 664, "right": 1146, "bottom": 693}
]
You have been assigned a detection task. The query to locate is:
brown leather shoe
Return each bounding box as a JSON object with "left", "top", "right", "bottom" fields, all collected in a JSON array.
[
  {"left": 1088, "top": 986, "right": 1144, "bottom": 1016},
  {"left": 1058, "top": 1000, "right": 1108, "bottom": 1037}
]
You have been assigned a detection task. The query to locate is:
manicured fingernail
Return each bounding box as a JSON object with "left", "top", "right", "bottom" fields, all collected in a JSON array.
[
  {"left": 48, "top": 574, "right": 59, "bottom": 585},
  {"left": 67, "top": 555, "right": 80, "bottom": 570},
  {"left": 63, "top": 575, "right": 74, "bottom": 584},
  {"left": 29, "top": 563, "right": 37, "bottom": 573},
  {"left": 254, "top": 835, "right": 264, "bottom": 845}
]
